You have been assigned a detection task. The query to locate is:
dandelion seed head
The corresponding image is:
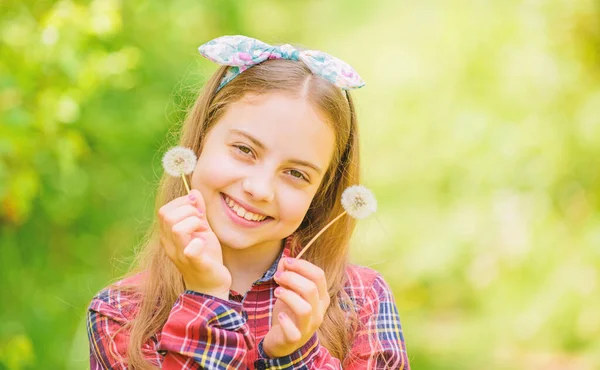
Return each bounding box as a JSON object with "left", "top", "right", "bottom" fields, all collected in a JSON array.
[
  {"left": 162, "top": 146, "right": 197, "bottom": 176},
  {"left": 341, "top": 185, "right": 377, "bottom": 219}
]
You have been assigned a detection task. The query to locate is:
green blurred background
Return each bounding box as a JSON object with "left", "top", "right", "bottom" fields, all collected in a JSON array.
[{"left": 1, "top": 0, "right": 599, "bottom": 369}]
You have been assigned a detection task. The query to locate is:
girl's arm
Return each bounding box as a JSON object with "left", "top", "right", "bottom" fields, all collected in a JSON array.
[
  {"left": 254, "top": 271, "right": 410, "bottom": 370},
  {"left": 343, "top": 272, "right": 410, "bottom": 369},
  {"left": 87, "top": 289, "right": 253, "bottom": 369}
]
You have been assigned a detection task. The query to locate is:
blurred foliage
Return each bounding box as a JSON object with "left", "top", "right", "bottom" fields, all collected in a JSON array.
[{"left": 1, "top": 0, "right": 599, "bottom": 369}]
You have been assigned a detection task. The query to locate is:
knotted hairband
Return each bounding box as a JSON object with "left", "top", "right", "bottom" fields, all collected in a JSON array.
[{"left": 198, "top": 35, "right": 365, "bottom": 92}]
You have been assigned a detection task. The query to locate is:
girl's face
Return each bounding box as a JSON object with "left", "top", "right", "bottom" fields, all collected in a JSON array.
[{"left": 191, "top": 92, "right": 336, "bottom": 252}]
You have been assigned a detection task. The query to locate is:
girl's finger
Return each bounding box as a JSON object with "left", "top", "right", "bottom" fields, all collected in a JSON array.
[
  {"left": 283, "top": 258, "right": 328, "bottom": 301},
  {"left": 183, "top": 237, "right": 206, "bottom": 262},
  {"left": 171, "top": 216, "right": 208, "bottom": 250},
  {"left": 159, "top": 205, "right": 203, "bottom": 233},
  {"left": 187, "top": 189, "right": 206, "bottom": 213},
  {"left": 183, "top": 237, "right": 225, "bottom": 272},
  {"left": 274, "top": 271, "right": 319, "bottom": 308},
  {"left": 158, "top": 189, "right": 205, "bottom": 217},
  {"left": 275, "top": 287, "right": 313, "bottom": 330},
  {"left": 278, "top": 312, "right": 302, "bottom": 344}
]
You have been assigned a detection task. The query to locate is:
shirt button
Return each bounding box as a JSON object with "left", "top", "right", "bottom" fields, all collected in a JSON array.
[{"left": 254, "top": 360, "right": 267, "bottom": 370}]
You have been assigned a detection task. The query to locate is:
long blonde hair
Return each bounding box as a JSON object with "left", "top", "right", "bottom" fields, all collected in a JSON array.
[{"left": 115, "top": 58, "right": 361, "bottom": 368}]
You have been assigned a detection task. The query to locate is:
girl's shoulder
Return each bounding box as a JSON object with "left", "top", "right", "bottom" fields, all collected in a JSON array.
[
  {"left": 88, "top": 272, "right": 147, "bottom": 320},
  {"left": 343, "top": 263, "right": 397, "bottom": 306},
  {"left": 344, "top": 263, "right": 391, "bottom": 290}
]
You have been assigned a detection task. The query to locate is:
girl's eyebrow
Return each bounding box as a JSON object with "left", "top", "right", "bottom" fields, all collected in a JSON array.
[
  {"left": 231, "top": 129, "right": 266, "bottom": 150},
  {"left": 288, "top": 158, "right": 323, "bottom": 176},
  {"left": 229, "top": 128, "right": 323, "bottom": 175}
]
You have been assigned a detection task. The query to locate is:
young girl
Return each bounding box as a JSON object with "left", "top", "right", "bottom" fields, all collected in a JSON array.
[{"left": 87, "top": 35, "right": 410, "bottom": 369}]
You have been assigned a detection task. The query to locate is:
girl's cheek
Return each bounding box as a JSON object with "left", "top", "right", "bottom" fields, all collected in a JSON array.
[
  {"left": 278, "top": 189, "right": 312, "bottom": 220},
  {"left": 192, "top": 140, "right": 240, "bottom": 187},
  {"left": 197, "top": 154, "right": 240, "bottom": 180}
]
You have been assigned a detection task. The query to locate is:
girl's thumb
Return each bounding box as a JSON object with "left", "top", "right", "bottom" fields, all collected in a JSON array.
[{"left": 183, "top": 238, "right": 203, "bottom": 258}]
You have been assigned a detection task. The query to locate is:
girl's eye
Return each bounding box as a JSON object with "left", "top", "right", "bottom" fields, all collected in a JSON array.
[
  {"left": 235, "top": 145, "right": 253, "bottom": 156},
  {"left": 288, "top": 169, "right": 308, "bottom": 182}
]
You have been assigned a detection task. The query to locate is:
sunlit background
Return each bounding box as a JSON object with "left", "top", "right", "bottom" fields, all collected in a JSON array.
[{"left": 1, "top": 0, "right": 599, "bottom": 369}]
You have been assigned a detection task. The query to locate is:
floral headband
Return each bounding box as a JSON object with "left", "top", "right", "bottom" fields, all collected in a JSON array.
[{"left": 198, "top": 35, "right": 365, "bottom": 92}]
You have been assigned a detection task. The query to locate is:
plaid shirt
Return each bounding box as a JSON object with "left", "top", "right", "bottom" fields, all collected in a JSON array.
[{"left": 87, "top": 240, "right": 410, "bottom": 369}]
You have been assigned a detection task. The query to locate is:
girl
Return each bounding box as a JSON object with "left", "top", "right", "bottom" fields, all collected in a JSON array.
[{"left": 87, "top": 35, "right": 410, "bottom": 369}]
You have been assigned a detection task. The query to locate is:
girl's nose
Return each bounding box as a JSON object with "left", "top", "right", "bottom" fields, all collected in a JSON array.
[{"left": 242, "top": 172, "right": 275, "bottom": 203}]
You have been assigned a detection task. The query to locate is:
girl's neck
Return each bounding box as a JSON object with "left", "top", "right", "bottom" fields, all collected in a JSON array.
[{"left": 221, "top": 239, "right": 284, "bottom": 295}]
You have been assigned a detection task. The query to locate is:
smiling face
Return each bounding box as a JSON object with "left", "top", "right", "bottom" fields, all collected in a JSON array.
[{"left": 190, "top": 92, "right": 336, "bottom": 252}]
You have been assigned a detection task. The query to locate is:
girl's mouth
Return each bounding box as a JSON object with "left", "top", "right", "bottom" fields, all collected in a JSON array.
[{"left": 220, "top": 193, "right": 273, "bottom": 226}]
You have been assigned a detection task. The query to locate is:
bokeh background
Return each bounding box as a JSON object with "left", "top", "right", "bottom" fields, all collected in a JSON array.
[{"left": 1, "top": 0, "right": 599, "bottom": 369}]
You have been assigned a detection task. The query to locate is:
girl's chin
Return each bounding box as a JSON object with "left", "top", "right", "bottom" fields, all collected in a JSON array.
[
  {"left": 216, "top": 231, "right": 282, "bottom": 252},
  {"left": 219, "top": 239, "right": 255, "bottom": 250},
  {"left": 214, "top": 230, "right": 259, "bottom": 250}
]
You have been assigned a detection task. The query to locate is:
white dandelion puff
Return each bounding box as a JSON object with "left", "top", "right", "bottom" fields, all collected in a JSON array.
[
  {"left": 341, "top": 185, "right": 377, "bottom": 219},
  {"left": 162, "top": 146, "right": 197, "bottom": 193},
  {"left": 162, "top": 146, "right": 197, "bottom": 176},
  {"left": 295, "top": 185, "right": 377, "bottom": 259}
]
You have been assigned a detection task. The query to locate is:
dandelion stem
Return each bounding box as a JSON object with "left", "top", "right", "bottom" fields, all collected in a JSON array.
[
  {"left": 181, "top": 172, "right": 191, "bottom": 193},
  {"left": 295, "top": 211, "right": 347, "bottom": 259}
]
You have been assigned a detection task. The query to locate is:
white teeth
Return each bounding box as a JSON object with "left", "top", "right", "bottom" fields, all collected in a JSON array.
[
  {"left": 252, "top": 213, "right": 266, "bottom": 221},
  {"left": 224, "top": 195, "right": 267, "bottom": 222}
]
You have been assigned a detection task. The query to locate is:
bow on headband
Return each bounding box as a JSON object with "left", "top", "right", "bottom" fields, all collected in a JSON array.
[{"left": 198, "top": 35, "right": 365, "bottom": 91}]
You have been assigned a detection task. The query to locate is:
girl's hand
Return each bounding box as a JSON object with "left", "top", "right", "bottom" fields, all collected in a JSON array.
[
  {"left": 262, "top": 258, "right": 330, "bottom": 358},
  {"left": 158, "top": 189, "right": 231, "bottom": 300}
]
